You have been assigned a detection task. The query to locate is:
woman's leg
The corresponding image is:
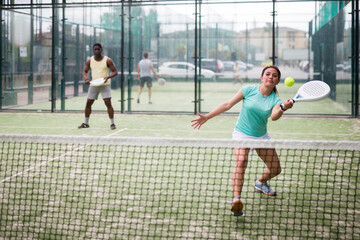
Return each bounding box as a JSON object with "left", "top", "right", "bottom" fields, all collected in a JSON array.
[
  {"left": 255, "top": 148, "right": 282, "bottom": 182},
  {"left": 232, "top": 147, "right": 250, "bottom": 198},
  {"left": 231, "top": 147, "right": 249, "bottom": 215},
  {"left": 254, "top": 148, "right": 281, "bottom": 196}
]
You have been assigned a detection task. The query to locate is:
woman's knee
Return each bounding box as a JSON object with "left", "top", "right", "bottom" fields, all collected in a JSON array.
[{"left": 272, "top": 166, "right": 282, "bottom": 176}]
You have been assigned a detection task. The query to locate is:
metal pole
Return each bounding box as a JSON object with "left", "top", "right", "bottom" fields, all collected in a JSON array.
[
  {"left": 186, "top": 23, "right": 189, "bottom": 65},
  {"left": 120, "top": 0, "right": 125, "bottom": 113},
  {"left": 0, "top": 0, "right": 2, "bottom": 109},
  {"left": 156, "top": 23, "right": 160, "bottom": 72},
  {"left": 198, "top": 0, "right": 202, "bottom": 113},
  {"left": 10, "top": 0, "right": 14, "bottom": 91},
  {"left": 272, "top": 0, "right": 277, "bottom": 65},
  {"left": 28, "top": 0, "right": 34, "bottom": 105},
  {"left": 127, "top": 4, "right": 132, "bottom": 112},
  {"left": 74, "top": 24, "right": 79, "bottom": 96},
  {"left": 215, "top": 23, "right": 218, "bottom": 61},
  {"left": 60, "top": 0, "right": 66, "bottom": 111},
  {"left": 51, "top": 0, "right": 57, "bottom": 112},
  {"left": 93, "top": 27, "right": 96, "bottom": 44},
  {"left": 353, "top": 0, "right": 359, "bottom": 117},
  {"left": 194, "top": 0, "right": 198, "bottom": 114},
  {"left": 308, "top": 21, "right": 312, "bottom": 81},
  {"left": 245, "top": 22, "right": 249, "bottom": 81}
]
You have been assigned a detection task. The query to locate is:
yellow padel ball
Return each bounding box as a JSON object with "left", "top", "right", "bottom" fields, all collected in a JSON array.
[{"left": 285, "top": 77, "right": 295, "bottom": 87}]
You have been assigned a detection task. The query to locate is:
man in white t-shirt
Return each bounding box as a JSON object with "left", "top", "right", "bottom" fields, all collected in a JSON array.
[{"left": 137, "top": 52, "right": 158, "bottom": 104}]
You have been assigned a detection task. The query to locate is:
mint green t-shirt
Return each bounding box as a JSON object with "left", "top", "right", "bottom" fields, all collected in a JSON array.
[{"left": 235, "top": 85, "right": 282, "bottom": 137}]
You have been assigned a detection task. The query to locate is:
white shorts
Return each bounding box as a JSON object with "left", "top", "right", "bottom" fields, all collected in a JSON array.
[
  {"left": 87, "top": 84, "right": 112, "bottom": 100},
  {"left": 232, "top": 129, "right": 271, "bottom": 140}
]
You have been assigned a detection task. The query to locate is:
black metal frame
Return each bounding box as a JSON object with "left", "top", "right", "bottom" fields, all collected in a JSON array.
[{"left": 0, "top": 0, "right": 359, "bottom": 117}]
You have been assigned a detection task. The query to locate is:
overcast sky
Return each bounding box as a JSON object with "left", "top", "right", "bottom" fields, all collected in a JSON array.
[{"left": 157, "top": 1, "right": 317, "bottom": 31}]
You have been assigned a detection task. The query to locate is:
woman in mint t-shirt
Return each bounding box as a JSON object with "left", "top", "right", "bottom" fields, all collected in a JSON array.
[{"left": 191, "top": 65, "right": 294, "bottom": 216}]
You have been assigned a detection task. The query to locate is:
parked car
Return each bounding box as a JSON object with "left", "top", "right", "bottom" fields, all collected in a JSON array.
[
  {"left": 235, "top": 61, "right": 247, "bottom": 71},
  {"left": 158, "top": 62, "right": 216, "bottom": 80},
  {"left": 222, "top": 61, "right": 235, "bottom": 72},
  {"left": 200, "top": 58, "right": 224, "bottom": 73},
  {"left": 343, "top": 61, "right": 351, "bottom": 73},
  {"left": 245, "top": 62, "right": 254, "bottom": 70},
  {"left": 336, "top": 60, "right": 351, "bottom": 73}
]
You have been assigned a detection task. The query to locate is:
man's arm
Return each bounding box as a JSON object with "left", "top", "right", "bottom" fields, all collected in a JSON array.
[
  {"left": 137, "top": 63, "right": 141, "bottom": 80},
  {"left": 82, "top": 59, "right": 91, "bottom": 84},
  {"left": 105, "top": 58, "right": 118, "bottom": 82},
  {"left": 150, "top": 61, "right": 158, "bottom": 79}
]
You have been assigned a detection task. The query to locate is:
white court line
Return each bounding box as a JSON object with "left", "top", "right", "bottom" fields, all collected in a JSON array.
[
  {"left": 0, "top": 128, "right": 128, "bottom": 184},
  {"left": 0, "top": 145, "right": 85, "bottom": 184},
  {"left": 106, "top": 128, "right": 128, "bottom": 137},
  {"left": 0, "top": 126, "right": 113, "bottom": 129}
]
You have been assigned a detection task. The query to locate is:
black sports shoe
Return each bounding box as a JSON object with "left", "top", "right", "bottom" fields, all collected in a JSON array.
[
  {"left": 78, "top": 123, "right": 89, "bottom": 129},
  {"left": 110, "top": 124, "right": 116, "bottom": 130}
]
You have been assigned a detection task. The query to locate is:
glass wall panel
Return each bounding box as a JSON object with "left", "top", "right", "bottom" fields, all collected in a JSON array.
[
  {"left": 125, "top": 4, "right": 196, "bottom": 113},
  {"left": 1, "top": 7, "right": 55, "bottom": 111},
  {"left": 311, "top": 1, "right": 353, "bottom": 115},
  {"left": 199, "top": 2, "right": 274, "bottom": 114},
  {"left": 0, "top": 1, "right": 358, "bottom": 116}
]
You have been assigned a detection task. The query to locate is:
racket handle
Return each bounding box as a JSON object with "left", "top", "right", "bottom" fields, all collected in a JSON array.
[{"left": 291, "top": 99, "right": 295, "bottom": 103}]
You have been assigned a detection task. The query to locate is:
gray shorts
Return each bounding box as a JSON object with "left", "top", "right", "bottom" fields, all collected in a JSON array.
[
  {"left": 140, "top": 76, "right": 152, "bottom": 88},
  {"left": 87, "top": 84, "right": 112, "bottom": 100}
]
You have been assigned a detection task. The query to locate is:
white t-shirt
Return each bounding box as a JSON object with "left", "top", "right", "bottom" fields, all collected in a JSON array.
[{"left": 139, "top": 59, "right": 152, "bottom": 78}]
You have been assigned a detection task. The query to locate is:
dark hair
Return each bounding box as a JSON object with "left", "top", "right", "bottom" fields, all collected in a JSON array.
[
  {"left": 143, "top": 52, "right": 148, "bottom": 58},
  {"left": 93, "top": 43, "right": 102, "bottom": 49},
  {"left": 261, "top": 65, "right": 281, "bottom": 95}
]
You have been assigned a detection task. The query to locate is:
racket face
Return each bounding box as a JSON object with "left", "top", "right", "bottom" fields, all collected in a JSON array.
[
  {"left": 90, "top": 78, "right": 105, "bottom": 86},
  {"left": 293, "top": 80, "right": 330, "bottom": 102},
  {"left": 158, "top": 78, "right": 166, "bottom": 86}
]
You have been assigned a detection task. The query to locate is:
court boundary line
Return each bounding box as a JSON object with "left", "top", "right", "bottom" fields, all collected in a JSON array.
[
  {"left": 0, "top": 145, "right": 85, "bottom": 184},
  {"left": 0, "top": 128, "right": 128, "bottom": 184},
  {"left": 106, "top": 128, "right": 128, "bottom": 137}
]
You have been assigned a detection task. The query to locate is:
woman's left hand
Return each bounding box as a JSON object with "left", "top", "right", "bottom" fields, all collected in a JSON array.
[{"left": 191, "top": 113, "right": 208, "bottom": 130}]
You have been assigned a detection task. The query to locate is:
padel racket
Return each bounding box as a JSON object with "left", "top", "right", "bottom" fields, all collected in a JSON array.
[
  {"left": 90, "top": 78, "right": 105, "bottom": 86},
  {"left": 157, "top": 78, "right": 166, "bottom": 86},
  {"left": 291, "top": 80, "right": 330, "bottom": 103}
]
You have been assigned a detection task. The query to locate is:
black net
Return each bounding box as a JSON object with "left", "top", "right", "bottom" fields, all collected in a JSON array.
[{"left": 0, "top": 135, "right": 359, "bottom": 239}]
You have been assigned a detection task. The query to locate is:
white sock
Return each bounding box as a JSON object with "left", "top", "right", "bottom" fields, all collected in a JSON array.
[
  {"left": 110, "top": 118, "right": 114, "bottom": 125},
  {"left": 85, "top": 118, "right": 89, "bottom": 125}
]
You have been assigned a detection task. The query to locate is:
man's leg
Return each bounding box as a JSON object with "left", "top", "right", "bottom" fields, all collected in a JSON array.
[
  {"left": 137, "top": 86, "right": 143, "bottom": 103},
  {"left": 147, "top": 78, "right": 153, "bottom": 104},
  {"left": 78, "top": 99, "right": 94, "bottom": 128},
  {"left": 104, "top": 98, "right": 116, "bottom": 130},
  {"left": 148, "top": 87, "right": 152, "bottom": 104},
  {"left": 103, "top": 98, "right": 114, "bottom": 119},
  {"left": 137, "top": 78, "right": 145, "bottom": 103},
  {"left": 85, "top": 99, "right": 95, "bottom": 118}
]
